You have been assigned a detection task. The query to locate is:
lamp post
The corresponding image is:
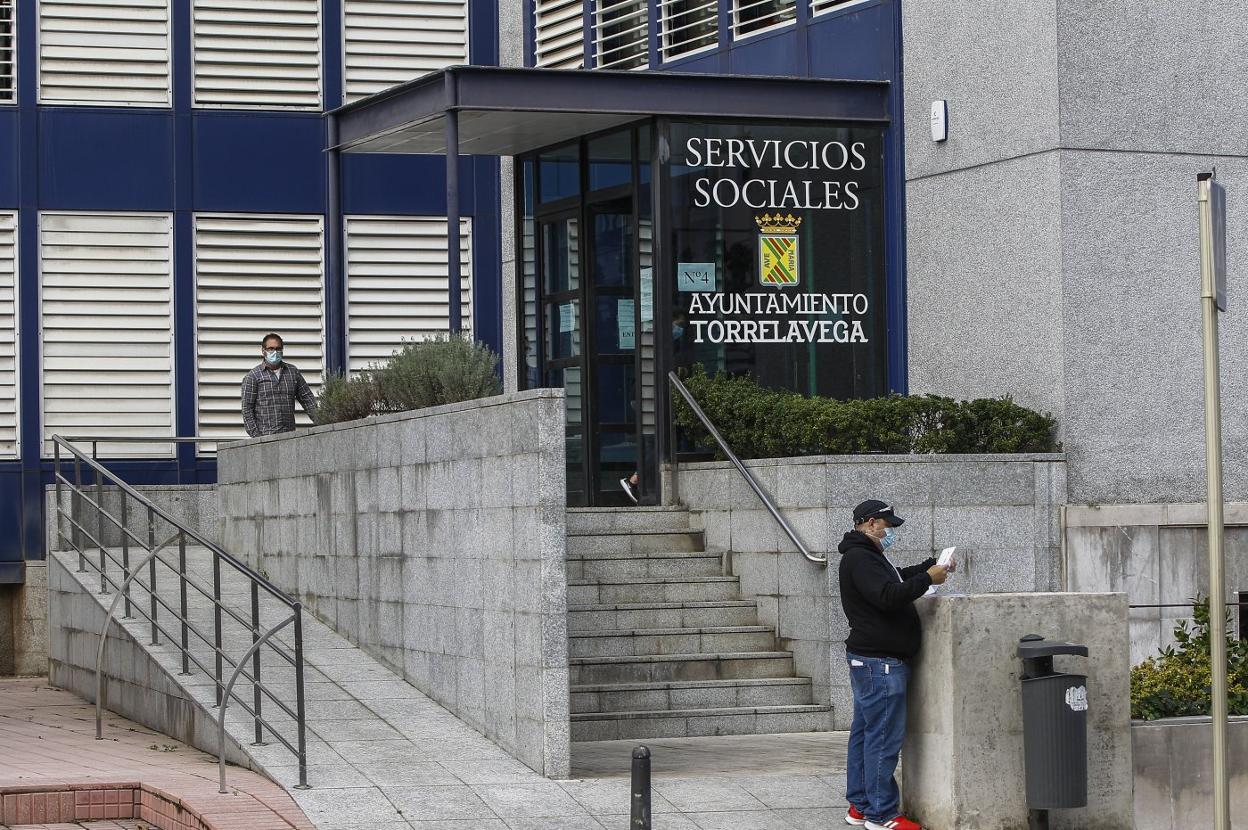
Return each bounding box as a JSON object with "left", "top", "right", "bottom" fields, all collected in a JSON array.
[{"left": 1196, "top": 170, "right": 1228, "bottom": 830}]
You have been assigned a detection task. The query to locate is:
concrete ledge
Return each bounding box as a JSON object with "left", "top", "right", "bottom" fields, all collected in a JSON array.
[
  {"left": 904, "top": 592, "right": 1132, "bottom": 830},
  {"left": 1132, "top": 715, "right": 1248, "bottom": 830}
]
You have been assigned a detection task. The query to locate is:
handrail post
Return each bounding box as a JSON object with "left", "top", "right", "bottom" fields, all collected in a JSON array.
[
  {"left": 217, "top": 615, "right": 296, "bottom": 794},
  {"left": 148, "top": 506, "right": 159, "bottom": 645},
  {"left": 178, "top": 530, "right": 190, "bottom": 675},
  {"left": 294, "top": 605, "right": 308, "bottom": 789},
  {"left": 54, "top": 442, "right": 63, "bottom": 552},
  {"left": 94, "top": 441, "right": 106, "bottom": 593},
  {"left": 213, "top": 553, "right": 223, "bottom": 706},
  {"left": 120, "top": 490, "right": 131, "bottom": 619},
  {"left": 74, "top": 452, "right": 85, "bottom": 571},
  {"left": 667, "top": 380, "right": 680, "bottom": 506},
  {"left": 250, "top": 581, "right": 264, "bottom": 745}
]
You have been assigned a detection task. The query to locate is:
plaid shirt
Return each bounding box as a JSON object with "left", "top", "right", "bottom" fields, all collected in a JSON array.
[{"left": 241, "top": 363, "right": 317, "bottom": 437}]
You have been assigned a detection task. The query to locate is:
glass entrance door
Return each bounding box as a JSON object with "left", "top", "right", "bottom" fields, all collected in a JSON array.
[{"left": 520, "top": 125, "right": 654, "bottom": 507}]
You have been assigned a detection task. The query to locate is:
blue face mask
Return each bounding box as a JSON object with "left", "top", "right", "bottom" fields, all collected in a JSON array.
[
  {"left": 264, "top": 349, "right": 283, "bottom": 366},
  {"left": 672, "top": 324, "right": 685, "bottom": 339},
  {"left": 880, "top": 526, "right": 897, "bottom": 550}
]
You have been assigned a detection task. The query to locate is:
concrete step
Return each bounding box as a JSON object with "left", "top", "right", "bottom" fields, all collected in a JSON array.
[
  {"left": 568, "top": 626, "right": 776, "bottom": 658},
  {"left": 569, "top": 651, "right": 796, "bottom": 685},
  {"left": 567, "top": 576, "right": 740, "bottom": 606},
  {"left": 566, "top": 531, "right": 704, "bottom": 557},
  {"left": 566, "top": 553, "right": 723, "bottom": 582},
  {"left": 570, "top": 677, "right": 814, "bottom": 713},
  {"left": 567, "top": 600, "right": 760, "bottom": 632},
  {"left": 570, "top": 705, "right": 834, "bottom": 741},
  {"left": 566, "top": 507, "right": 693, "bottom": 535}
]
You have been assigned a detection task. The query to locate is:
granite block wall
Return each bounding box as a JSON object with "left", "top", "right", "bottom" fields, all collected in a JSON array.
[
  {"left": 46, "top": 485, "right": 221, "bottom": 552},
  {"left": 216, "top": 390, "right": 570, "bottom": 778},
  {"left": 675, "top": 453, "right": 1067, "bottom": 728},
  {"left": 1064, "top": 501, "right": 1248, "bottom": 666},
  {"left": 902, "top": 0, "right": 1248, "bottom": 505}
]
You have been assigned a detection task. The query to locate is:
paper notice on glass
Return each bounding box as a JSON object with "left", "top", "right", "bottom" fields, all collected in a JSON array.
[
  {"left": 924, "top": 546, "right": 957, "bottom": 597},
  {"left": 617, "top": 299, "right": 636, "bottom": 350}
]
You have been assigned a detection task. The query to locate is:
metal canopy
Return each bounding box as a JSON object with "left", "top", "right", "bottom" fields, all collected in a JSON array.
[{"left": 330, "top": 65, "right": 891, "bottom": 157}]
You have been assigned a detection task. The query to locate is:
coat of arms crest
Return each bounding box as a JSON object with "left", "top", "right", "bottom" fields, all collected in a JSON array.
[{"left": 756, "top": 213, "right": 802, "bottom": 287}]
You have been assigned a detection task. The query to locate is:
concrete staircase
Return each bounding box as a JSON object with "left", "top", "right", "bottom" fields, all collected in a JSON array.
[{"left": 565, "top": 507, "right": 832, "bottom": 741}]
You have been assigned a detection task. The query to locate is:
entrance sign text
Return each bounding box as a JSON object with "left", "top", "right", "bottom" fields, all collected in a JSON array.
[
  {"left": 687, "top": 292, "right": 869, "bottom": 344},
  {"left": 686, "top": 138, "right": 867, "bottom": 211}
]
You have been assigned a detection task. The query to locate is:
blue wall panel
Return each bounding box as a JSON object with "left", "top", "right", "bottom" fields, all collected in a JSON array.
[
  {"left": 39, "top": 110, "right": 175, "bottom": 210},
  {"left": 807, "top": 4, "right": 893, "bottom": 80},
  {"left": 0, "top": 112, "right": 17, "bottom": 207},
  {"left": 341, "top": 154, "right": 478, "bottom": 216},
  {"left": 193, "top": 114, "right": 326, "bottom": 213},
  {"left": 722, "top": 34, "right": 803, "bottom": 76},
  {"left": 0, "top": 468, "right": 22, "bottom": 580}
]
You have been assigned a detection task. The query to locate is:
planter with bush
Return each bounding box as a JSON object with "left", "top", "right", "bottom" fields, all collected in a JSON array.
[
  {"left": 1130, "top": 597, "right": 1248, "bottom": 721},
  {"left": 671, "top": 367, "right": 1059, "bottom": 458},
  {"left": 315, "top": 333, "right": 502, "bottom": 425}
]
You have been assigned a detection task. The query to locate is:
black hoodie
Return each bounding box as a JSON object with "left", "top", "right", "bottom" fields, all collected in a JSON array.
[{"left": 837, "top": 530, "right": 937, "bottom": 660}]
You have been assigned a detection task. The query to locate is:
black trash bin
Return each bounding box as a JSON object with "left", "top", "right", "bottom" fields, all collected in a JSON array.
[{"left": 1017, "top": 634, "right": 1089, "bottom": 811}]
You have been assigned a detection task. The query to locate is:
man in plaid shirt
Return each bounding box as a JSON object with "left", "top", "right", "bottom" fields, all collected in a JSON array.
[{"left": 241, "top": 333, "right": 318, "bottom": 437}]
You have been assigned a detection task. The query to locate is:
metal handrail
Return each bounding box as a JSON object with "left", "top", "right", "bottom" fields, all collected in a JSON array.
[
  {"left": 667, "top": 372, "right": 826, "bottom": 566},
  {"left": 51, "top": 435, "right": 309, "bottom": 789}
]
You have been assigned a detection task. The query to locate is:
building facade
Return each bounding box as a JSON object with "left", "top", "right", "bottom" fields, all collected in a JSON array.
[
  {"left": 0, "top": 0, "right": 505, "bottom": 573},
  {"left": 5, "top": 0, "right": 1244, "bottom": 575}
]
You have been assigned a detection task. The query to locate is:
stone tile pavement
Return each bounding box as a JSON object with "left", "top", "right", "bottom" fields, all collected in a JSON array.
[
  {"left": 51, "top": 546, "right": 852, "bottom": 829},
  {"left": 0, "top": 679, "right": 313, "bottom": 830}
]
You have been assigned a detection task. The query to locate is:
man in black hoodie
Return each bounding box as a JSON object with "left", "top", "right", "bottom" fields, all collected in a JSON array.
[{"left": 838, "top": 500, "right": 951, "bottom": 830}]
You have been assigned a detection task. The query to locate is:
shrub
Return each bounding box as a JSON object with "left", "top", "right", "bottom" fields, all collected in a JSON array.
[
  {"left": 1130, "top": 597, "right": 1248, "bottom": 720},
  {"left": 375, "top": 333, "right": 502, "bottom": 412},
  {"left": 314, "top": 370, "right": 379, "bottom": 425},
  {"left": 314, "top": 333, "right": 502, "bottom": 426},
  {"left": 671, "top": 366, "right": 1058, "bottom": 458}
]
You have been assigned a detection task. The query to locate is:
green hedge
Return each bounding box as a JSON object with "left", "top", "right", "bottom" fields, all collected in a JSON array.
[
  {"left": 1131, "top": 597, "right": 1248, "bottom": 720},
  {"left": 671, "top": 367, "right": 1058, "bottom": 458},
  {"left": 315, "top": 333, "right": 502, "bottom": 425}
]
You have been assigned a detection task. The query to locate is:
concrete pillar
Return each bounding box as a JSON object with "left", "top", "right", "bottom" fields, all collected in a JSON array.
[{"left": 903, "top": 592, "right": 1132, "bottom": 830}]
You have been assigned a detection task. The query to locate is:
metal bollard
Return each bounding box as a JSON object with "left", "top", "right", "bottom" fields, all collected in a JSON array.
[{"left": 631, "top": 745, "right": 651, "bottom": 830}]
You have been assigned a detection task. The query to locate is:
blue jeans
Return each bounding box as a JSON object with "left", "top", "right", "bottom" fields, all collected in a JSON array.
[{"left": 845, "top": 652, "right": 909, "bottom": 823}]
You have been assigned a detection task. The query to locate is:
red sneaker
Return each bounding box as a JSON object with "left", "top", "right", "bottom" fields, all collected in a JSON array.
[
  {"left": 866, "top": 817, "right": 922, "bottom": 830},
  {"left": 845, "top": 805, "right": 867, "bottom": 825}
]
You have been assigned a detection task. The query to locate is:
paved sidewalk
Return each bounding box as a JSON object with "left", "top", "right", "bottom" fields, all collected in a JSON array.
[
  {"left": 55, "top": 549, "right": 851, "bottom": 829},
  {"left": 0, "top": 679, "right": 314, "bottom": 830}
]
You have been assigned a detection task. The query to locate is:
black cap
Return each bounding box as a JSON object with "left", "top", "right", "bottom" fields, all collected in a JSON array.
[{"left": 853, "top": 499, "right": 905, "bottom": 526}]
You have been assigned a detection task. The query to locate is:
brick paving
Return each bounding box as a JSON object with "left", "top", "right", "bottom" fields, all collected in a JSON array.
[{"left": 0, "top": 679, "right": 313, "bottom": 830}]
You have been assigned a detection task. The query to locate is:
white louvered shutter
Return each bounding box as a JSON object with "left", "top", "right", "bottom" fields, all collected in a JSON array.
[
  {"left": 595, "top": 0, "right": 648, "bottom": 69},
  {"left": 194, "top": 214, "right": 324, "bottom": 441},
  {"left": 0, "top": 213, "right": 16, "bottom": 458},
  {"left": 193, "top": 0, "right": 321, "bottom": 109},
  {"left": 659, "top": 0, "right": 716, "bottom": 61},
  {"left": 534, "top": 0, "right": 584, "bottom": 68},
  {"left": 732, "top": 0, "right": 795, "bottom": 39},
  {"left": 39, "top": 0, "right": 171, "bottom": 106},
  {"left": 40, "top": 213, "right": 174, "bottom": 457},
  {"left": 344, "top": 0, "right": 467, "bottom": 103},
  {"left": 810, "top": 0, "right": 867, "bottom": 16},
  {"left": 1, "top": 0, "right": 15, "bottom": 104},
  {"left": 345, "top": 216, "right": 471, "bottom": 374}
]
